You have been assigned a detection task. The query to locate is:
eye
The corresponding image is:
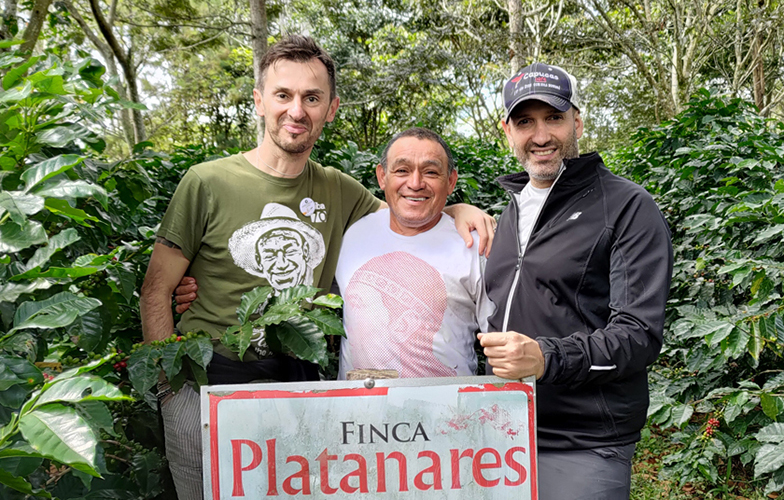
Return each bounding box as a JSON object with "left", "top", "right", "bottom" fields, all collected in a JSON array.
[
  {"left": 548, "top": 114, "right": 564, "bottom": 121},
  {"left": 515, "top": 118, "right": 531, "bottom": 126},
  {"left": 306, "top": 96, "right": 319, "bottom": 103}
]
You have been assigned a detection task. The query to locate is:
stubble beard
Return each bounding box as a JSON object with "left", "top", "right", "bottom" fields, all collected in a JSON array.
[
  {"left": 515, "top": 126, "right": 580, "bottom": 184},
  {"left": 267, "top": 112, "right": 328, "bottom": 156}
]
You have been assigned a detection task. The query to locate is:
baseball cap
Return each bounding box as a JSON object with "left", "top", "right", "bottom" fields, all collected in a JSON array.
[{"left": 503, "top": 62, "right": 581, "bottom": 122}]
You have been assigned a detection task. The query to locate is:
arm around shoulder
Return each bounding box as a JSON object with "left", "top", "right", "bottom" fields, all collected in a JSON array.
[{"left": 140, "top": 239, "right": 191, "bottom": 343}]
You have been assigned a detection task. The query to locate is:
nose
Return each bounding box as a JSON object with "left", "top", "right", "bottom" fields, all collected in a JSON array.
[
  {"left": 406, "top": 169, "right": 425, "bottom": 190},
  {"left": 288, "top": 97, "right": 306, "bottom": 121},
  {"left": 273, "top": 251, "right": 290, "bottom": 269},
  {"left": 532, "top": 120, "right": 550, "bottom": 146}
]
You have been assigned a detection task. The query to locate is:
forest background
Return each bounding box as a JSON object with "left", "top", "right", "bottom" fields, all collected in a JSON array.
[{"left": 1, "top": 0, "right": 784, "bottom": 498}]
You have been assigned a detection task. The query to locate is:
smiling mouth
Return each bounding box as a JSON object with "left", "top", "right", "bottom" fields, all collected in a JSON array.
[
  {"left": 403, "top": 196, "right": 428, "bottom": 202},
  {"left": 531, "top": 149, "right": 556, "bottom": 156}
]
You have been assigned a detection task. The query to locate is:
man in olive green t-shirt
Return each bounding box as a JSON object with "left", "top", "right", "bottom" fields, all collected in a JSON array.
[{"left": 139, "top": 35, "right": 494, "bottom": 500}]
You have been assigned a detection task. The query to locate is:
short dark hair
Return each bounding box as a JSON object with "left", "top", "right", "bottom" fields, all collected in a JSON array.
[
  {"left": 380, "top": 128, "right": 455, "bottom": 175},
  {"left": 258, "top": 35, "right": 337, "bottom": 101}
]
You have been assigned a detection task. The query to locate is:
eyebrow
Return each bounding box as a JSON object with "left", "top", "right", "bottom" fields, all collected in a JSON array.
[
  {"left": 271, "top": 86, "right": 325, "bottom": 96},
  {"left": 391, "top": 158, "right": 444, "bottom": 168}
]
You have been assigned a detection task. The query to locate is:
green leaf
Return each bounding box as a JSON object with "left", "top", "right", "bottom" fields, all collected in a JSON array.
[
  {"left": 0, "top": 469, "right": 51, "bottom": 498},
  {"left": 303, "top": 309, "right": 346, "bottom": 337},
  {"left": 221, "top": 323, "right": 254, "bottom": 360},
  {"left": 756, "top": 423, "right": 784, "bottom": 444},
  {"left": 748, "top": 320, "right": 763, "bottom": 363},
  {"left": 776, "top": 315, "right": 784, "bottom": 344},
  {"left": 721, "top": 327, "right": 748, "bottom": 359},
  {"left": 21, "top": 227, "right": 80, "bottom": 272},
  {"left": 184, "top": 337, "right": 213, "bottom": 369},
  {"left": 761, "top": 393, "right": 782, "bottom": 421},
  {"left": 12, "top": 264, "right": 99, "bottom": 281},
  {"left": 269, "top": 317, "right": 327, "bottom": 367},
  {"left": 185, "top": 357, "right": 208, "bottom": 389},
  {"left": 0, "top": 356, "right": 42, "bottom": 391},
  {"left": 10, "top": 292, "right": 101, "bottom": 334},
  {"left": 128, "top": 344, "right": 162, "bottom": 395},
  {"left": 754, "top": 443, "right": 784, "bottom": 477},
  {"left": 36, "top": 126, "right": 80, "bottom": 148},
  {"left": 670, "top": 403, "right": 694, "bottom": 427},
  {"left": 312, "top": 293, "right": 344, "bottom": 309},
  {"left": 20, "top": 154, "right": 83, "bottom": 192},
  {"left": 76, "top": 401, "right": 117, "bottom": 437},
  {"left": 0, "top": 191, "right": 45, "bottom": 224},
  {"left": 44, "top": 198, "right": 99, "bottom": 226},
  {"left": 119, "top": 100, "right": 148, "bottom": 110},
  {"left": 35, "top": 179, "right": 108, "bottom": 209},
  {"left": 236, "top": 286, "right": 273, "bottom": 324},
  {"left": 752, "top": 224, "right": 784, "bottom": 245},
  {"left": 274, "top": 285, "right": 321, "bottom": 306},
  {"left": 0, "top": 219, "right": 47, "bottom": 253},
  {"left": 68, "top": 310, "right": 105, "bottom": 352},
  {"left": 255, "top": 303, "right": 301, "bottom": 327},
  {"left": 34, "top": 375, "right": 128, "bottom": 409},
  {"left": 18, "top": 404, "right": 99, "bottom": 476},
  {"left": 161, "top": 341, "right": 187, "bottom": 380},
  {"left": 107, "top": 264, "right": 136, "bottom": 302},
  {"left": 0, "top": 81, "right": 32, "bottom": 103}
]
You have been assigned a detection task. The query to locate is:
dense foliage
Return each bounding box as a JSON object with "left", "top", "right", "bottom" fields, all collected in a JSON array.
[
  {"left": 2, "top": 49, "right": 784, "bottom": 498},
  {"left": 610, "top": 90, "right": 784, "bottom": 495},
  {"left": 0, "top": 51, "right": 215, "bottom": 498}
]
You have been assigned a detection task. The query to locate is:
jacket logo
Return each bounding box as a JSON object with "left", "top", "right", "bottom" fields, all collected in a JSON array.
[{"left": 567, "top": 211, "right": 582, "bottom": 221}]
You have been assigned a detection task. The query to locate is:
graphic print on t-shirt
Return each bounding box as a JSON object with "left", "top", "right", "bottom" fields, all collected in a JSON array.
[
  {"left": 228, "top": 203, "right": 326, "bottom": 355},
  {"left": 228, "top": 203, "right": 326, "bottom": 292},
  {"left": 344, "top": 251, "right": 456, "bottom": 378}
]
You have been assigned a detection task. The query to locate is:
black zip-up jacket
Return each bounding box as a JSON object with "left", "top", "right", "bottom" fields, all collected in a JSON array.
[{"left": 485, "top": 152, "right": 673, "bottom": 450}]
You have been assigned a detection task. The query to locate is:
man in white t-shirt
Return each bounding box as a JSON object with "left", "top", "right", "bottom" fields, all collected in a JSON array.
[{"left": 336, "top": 127, "right": 494, "bottom": 379}]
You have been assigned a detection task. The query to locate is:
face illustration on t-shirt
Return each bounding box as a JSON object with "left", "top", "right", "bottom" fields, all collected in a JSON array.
[
  {"left": 228, "top": 203, "right": 326, "bottom": 294},
  {"left": 344, "top": 251, "right": 456, "bottom": 378}
]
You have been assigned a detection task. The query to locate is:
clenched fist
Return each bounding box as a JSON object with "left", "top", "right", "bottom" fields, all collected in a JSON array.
[{"left": 478, "top": 331, "right": 545, "bottom": 380}]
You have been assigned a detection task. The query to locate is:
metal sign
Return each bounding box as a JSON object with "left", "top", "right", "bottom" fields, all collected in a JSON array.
[{"left": 202, "top": 376, "right": 537, "bottom": 499}]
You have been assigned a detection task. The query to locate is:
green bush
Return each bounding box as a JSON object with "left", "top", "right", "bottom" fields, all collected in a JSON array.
[
  {"left": 0, "top": 51, "right": 213, "bottom": 498},
  {"left": 609, "top": 89, "right": 784, "bottom": 495}
]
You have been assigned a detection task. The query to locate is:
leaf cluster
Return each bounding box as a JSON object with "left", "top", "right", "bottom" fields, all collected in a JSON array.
[{"left": 221, "top": 285, "right": 345, "bottom": 367}]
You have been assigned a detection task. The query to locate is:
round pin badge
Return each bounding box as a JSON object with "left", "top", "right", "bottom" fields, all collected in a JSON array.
[{"left": 299, "top": 197, "right": 316, "bottom": 217}]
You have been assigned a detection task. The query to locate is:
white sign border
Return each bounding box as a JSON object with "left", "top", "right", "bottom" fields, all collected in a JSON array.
[{"left": 201, "top": 375, "right": 537, "bottom": 499}]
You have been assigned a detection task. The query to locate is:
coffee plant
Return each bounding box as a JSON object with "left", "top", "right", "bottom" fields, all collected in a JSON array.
[
  {"left": 610, "top": 89, "right": 784, "bottom": 495},
  {"left": 0, "top": 49, "right": 218, "bottom": 498}
]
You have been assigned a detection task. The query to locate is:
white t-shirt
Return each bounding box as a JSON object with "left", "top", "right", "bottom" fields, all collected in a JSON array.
[
  {"left": 336, "top": 209, "right": 494, "bottom": 379},
  {"left": 515, "top": 182, "right": 551, "bottom": 254}
]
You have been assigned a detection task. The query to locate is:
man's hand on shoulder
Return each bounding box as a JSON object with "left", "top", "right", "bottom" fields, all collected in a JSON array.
[
  {"left": 444, "top": 203, "right": 496, "bottom": 258},
  {"left": 174, "top": 277, "right": 199, "bottom": 314},
  {"left": 478, "top": 331, "right": 545, "bottom": 380}
]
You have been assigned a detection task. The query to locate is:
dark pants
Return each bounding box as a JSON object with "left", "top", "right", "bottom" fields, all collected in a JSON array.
[{"left": 537, "top": 444, "right": 635, "bottom": 500}]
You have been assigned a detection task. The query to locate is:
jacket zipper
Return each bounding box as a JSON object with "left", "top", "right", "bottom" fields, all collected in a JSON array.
[{"left": 501, "top": 167, "right": 565, "bottom": 332}]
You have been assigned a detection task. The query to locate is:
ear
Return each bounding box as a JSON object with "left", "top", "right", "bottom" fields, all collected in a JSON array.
[
  {"left": 447, "top": 168, "right": 458, "bottom": 195},
  {"left": 326, "top": 96, "right": 340, "bottom": 123},
  {"left": 253, "top": 88, "right": 264, "bottom": 118},
  {"left": 376, "top": 163, "right": 387, "bottom": 190},
  {"left": 573, "top": 109, "right": 584, "bottom": 140}
]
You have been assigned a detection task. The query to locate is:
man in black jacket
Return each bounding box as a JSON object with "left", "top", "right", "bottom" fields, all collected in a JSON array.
[{"left": 479, "top": 62, "right": 673, "bottom": 499}]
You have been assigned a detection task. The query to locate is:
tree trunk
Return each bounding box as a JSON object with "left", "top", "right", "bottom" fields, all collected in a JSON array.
[
  {"left": 88, "top": 0, "right": 146, "bottom": 143},
  {"left": 249, "top": 0, "right": 267, "bottom": 140},
  {"left": 508, "top": 0, "right": 524, "bottom": 74},
  {"left": 62, "top": 0, "right": 134, "bottom": 148},
  {"left": 19, "top": 0, "right": 52, "bottom": 56},
  {"left": 752, "top": 28, "right": 766, "bottom": 111}
]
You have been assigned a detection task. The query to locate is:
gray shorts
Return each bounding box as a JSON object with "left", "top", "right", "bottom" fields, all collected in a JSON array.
[{"left": 537, "top": 444, "right": 635, "bottom": 500}]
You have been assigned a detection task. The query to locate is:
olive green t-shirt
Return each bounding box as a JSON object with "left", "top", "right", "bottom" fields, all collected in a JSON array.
[{"left": 158, "top": 154, "right": 380, "bottom": 360}]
